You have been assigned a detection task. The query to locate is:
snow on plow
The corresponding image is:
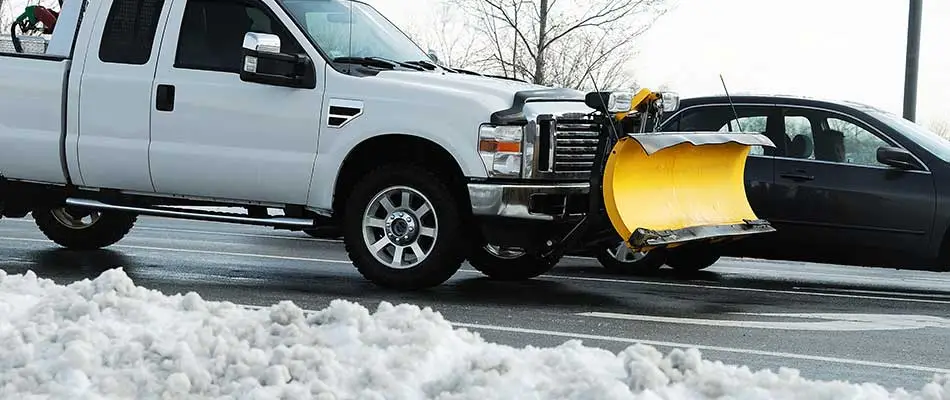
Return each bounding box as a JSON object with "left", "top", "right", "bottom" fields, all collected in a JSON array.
[{"left": 584, "top": 89, "right": 776, "bottom": 253}]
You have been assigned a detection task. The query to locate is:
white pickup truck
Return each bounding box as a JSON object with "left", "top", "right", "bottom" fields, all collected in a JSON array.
[{"left": 0, "top": 0, "right": 774, "bottom": 290}]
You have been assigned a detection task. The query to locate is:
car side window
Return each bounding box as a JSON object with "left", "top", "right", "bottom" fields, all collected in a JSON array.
[
  {"left": 674, "top": 105, "right": 773, "bottom": 156},
  {"left": 783, "top": 115, "right": 815, "bottom": 160},
  {"left": 824, "top": 116, "right": 891, "bottom": 167},
  {"left": 175, "top": 0, "right": 304, "bottom": 73}
]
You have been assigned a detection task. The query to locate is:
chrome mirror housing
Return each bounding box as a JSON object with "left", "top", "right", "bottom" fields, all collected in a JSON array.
[{"left": 242, "top": 32, "right": 281, "bottom": 73}]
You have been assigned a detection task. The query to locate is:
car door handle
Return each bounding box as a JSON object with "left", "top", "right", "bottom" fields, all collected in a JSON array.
[
  {"left": 156, "top": 84, "right": 175, "bottom": 112},
  {"left": 779, "top": 170, "right": 815, "bottom": 181}
]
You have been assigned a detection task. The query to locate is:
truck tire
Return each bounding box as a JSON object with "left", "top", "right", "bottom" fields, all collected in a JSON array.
[
  {"left": 665, "top": 245, "right": 721, "bottom": 272},
  {"left": 33, "top": 207, "right": 137, "bottom": 250},
  {"left": 467, "top": 244, "right": 560, "bottom": 280},
  {"left": 596, "top": 242, "right": 665, "bottom": 274},
  {"left": 342, "top": 165, "right": 465, "bottom": 290}
]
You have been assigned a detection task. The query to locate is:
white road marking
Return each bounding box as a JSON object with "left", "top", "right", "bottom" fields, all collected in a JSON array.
[
  {"left": 0, "top": 236, "right": 352, "bottom": 264},
  {"left": 578, "top": 311, "right": 950, "bottom": 331},
  {"left": 505, "top": 273, "right": 950, "bottom": 305},
  {"left": 1, "top": 235, "right": 949, "bottom": 305},
  {"left": 795, "top": 286, "right": 950, "bottom": 299},
  {"left": 2, "top": 218, "right": 343, "bottom": 243},
  {"left": 234, "top": 304, "right": 950, "bottom": 375}
]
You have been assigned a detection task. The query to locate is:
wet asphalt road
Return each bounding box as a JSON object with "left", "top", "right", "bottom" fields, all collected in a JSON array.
[{"left": 1, "top": 215, "right": 949, "bottom": 391}]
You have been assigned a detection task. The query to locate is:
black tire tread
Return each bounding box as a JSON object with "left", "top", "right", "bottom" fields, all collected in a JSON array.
[
  {"left": 467, "top": 246, "right": 560, "bottom": 280},
  {"left": 33, "top": 208, "right": 137, "bottom": 250}
]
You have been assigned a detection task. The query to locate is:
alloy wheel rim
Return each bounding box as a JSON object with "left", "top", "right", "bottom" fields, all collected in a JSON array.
[
  {"left": 607, "top": 242, "right": 647, "bottom": 263},
  {"left": 50, "top": 207, "right": 102, "bottom": 230},
  {"left": 483, "top": 244, "right": 526, "bottom": 259},
  {"left": 361, "top": 186, "right": 438, "bottom": 269}
]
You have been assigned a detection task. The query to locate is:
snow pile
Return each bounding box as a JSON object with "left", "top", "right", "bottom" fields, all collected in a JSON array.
[{"left": 0, "top": 268, "right": 947, "bottom": 399}]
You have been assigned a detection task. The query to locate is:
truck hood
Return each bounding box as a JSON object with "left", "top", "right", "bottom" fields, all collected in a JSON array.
[{"left": 373, "top": 70, "right": 587, "bottom": 113}]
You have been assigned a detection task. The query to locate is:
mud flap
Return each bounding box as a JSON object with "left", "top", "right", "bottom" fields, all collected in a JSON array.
[{"left": 602, "top": 132, "right": 776, "bottom": 251}]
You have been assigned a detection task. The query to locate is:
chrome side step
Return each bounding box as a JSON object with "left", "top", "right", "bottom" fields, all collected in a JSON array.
[{"left": 64, "top": 198, "right": 316, "bottom": 228}]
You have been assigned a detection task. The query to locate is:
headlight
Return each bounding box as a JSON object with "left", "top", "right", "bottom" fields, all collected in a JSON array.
[
  {"left": 478, "top": 124, "right": 523, "bottom": 177},
  {"left": 656, "top": 92, "right": 680, "bottom": 112}
]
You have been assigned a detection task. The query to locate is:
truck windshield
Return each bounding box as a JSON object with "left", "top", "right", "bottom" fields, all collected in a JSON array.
[{"left": 278, "top": 0, "right": 430, "bottom": 63}]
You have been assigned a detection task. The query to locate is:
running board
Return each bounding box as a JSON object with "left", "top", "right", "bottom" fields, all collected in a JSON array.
[{"left": 64, "top": 198, "right": 316, "bottom": 228}]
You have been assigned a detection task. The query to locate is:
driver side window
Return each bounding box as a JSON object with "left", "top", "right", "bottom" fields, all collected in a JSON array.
[
  {"left": 175, "top": 0, "right": 304, "bottom": 73},
  {"left": 826, "top": 116, "right": 891, "bottom": 167}
]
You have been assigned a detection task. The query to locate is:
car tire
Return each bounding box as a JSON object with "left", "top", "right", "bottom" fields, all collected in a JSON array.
[
  {"left": 342, "top": 164, "right": 465, "bottom": 290},
  {"left": 467, "top": 244, "right": 560, "bottom": 280},
  {"left": 596, "top": 242, "right": 666, "bottom": 274},
  {"left": 665, "top": 245, "right": 721, "bottom": 272},
  {"left": 33, "top": 206, "right": 137, "bottom": 250}
]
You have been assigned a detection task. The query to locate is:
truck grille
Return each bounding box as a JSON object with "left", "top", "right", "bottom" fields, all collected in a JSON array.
[{"left": 537, "top": 116, "right": 600, "bottom": 175}]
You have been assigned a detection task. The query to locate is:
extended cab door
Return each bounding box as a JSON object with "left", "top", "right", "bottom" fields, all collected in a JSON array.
[
  {"left": 75, "top": 0, "right": 170, "bottom": 192},
  {"left": 148, "top": 0, "right": 325, "bottom": 204}
]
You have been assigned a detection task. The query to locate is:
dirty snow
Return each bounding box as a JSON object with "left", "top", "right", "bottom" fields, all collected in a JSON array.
[{"left": 0, "top": 268, "right": 947, "bottom": 399}]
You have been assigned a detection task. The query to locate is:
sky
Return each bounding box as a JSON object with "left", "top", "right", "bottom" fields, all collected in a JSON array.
[
  {"left": 366, "top": 0, "right": 949, "bottom": 127},
  {"left": 3, "top": 0, "right": 946, "bottom": 126}
]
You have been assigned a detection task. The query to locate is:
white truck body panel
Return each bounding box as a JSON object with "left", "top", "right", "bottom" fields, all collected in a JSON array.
[
  {"left": 0, "top": 57, "right": 68, "bottom": 184},
  {"left": 307, "top": 68, "right": 540, "bottom": 211},
  {"left": 146, "top": 0, "right": 326, "bottom": 205}
]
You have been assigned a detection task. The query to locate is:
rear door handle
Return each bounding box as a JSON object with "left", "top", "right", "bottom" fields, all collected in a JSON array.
[
  {"left": 779, "top": 170, "right": 815, "bottom": 181},
  {"left": 156, "top": 84, "right": 175, "bottom": 112}
]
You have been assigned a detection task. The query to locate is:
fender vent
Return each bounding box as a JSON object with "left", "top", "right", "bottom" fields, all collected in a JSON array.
[{"left": 327, "top": 100, "right": 364, "bottom": 128}]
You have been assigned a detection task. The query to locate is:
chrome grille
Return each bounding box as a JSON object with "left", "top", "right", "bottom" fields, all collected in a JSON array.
[{"left": 553, "top": 119, "right": 599, "bottom": 173}]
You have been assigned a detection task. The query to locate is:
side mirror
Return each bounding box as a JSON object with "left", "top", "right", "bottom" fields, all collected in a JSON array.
[
  {"left": 240, "top": 32, "right": 315, "bottom": 89},
  {"left": 877, "top": 146, "right": 923, "bottom": 170}
]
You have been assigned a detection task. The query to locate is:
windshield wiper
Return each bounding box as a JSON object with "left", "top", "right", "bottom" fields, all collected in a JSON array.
[
  {"left": 333, "top": 56, "right": 426, "bottom": 71},
  {"left": 404, "top": 60, "right": 439, "bottom": 71}
]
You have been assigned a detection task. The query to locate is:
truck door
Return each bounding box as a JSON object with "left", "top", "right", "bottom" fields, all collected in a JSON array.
[
  {"left": 148, "top": 0, "right": 325, "bottom": 205},
  {"left": 75, "top": 0, "right": 170, "bottom": 192}
]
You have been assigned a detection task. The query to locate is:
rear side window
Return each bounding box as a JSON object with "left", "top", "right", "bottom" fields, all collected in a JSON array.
[{"left": 99, "top": 0, "right": 166, "bottom": 64}]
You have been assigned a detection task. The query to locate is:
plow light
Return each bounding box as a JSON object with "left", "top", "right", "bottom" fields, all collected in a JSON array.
[
  {"left": 585, "top": 91, "right": 635, "bottom": 113},
  {"left": 658, "top": 92, "right": 680, "bottom": 112},
  {"left": 478, "top": 124, "right": 524, "bottom": 178}
]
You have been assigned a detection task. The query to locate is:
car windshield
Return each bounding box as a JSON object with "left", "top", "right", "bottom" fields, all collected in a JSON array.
[
  {"left": 277, "top": 0, "right": 430, "bottom": 62},
  {"left": 867, "top": 109, "right": 950, "bottom": 163}
]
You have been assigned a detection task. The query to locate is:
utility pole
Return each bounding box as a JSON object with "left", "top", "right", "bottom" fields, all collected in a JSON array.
[{"left": 903, "top": 0, "right": 923, "bottom": 122}]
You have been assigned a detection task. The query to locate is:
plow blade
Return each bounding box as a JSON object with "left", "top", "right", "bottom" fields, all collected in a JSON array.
[{"left": 602, "top": 132, "right": 776, "bottom": 251}]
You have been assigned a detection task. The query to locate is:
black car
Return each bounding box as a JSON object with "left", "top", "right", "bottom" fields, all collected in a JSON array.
[{"left": 597, "top": 94, "right": 950, "bottom": 274}]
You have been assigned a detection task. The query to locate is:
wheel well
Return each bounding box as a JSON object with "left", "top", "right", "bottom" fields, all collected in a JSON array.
[{"left": 332, "top": 134, "right": 471, "bottom": 223}]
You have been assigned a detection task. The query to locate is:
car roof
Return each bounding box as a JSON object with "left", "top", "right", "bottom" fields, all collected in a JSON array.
[{"left": 676, "top": 93, "right": 889, "bottom": 115}]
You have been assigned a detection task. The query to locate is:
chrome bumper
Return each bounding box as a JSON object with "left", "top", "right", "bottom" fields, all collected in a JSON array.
[{"left": 467, "top": 182, "right": 590, "bottom": 221}]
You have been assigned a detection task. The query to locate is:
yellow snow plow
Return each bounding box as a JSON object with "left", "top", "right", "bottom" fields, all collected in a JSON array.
[
  {"left": 540, "top": 88, "right": 775, "bottom": 261},
  {"left": 600, "top": 89, "right": 776, "bottom": 251}
]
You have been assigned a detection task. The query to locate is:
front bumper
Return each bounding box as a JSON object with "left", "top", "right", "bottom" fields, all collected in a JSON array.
[{"left": 467, "top": 181, "right": 590, "bottom": 221}]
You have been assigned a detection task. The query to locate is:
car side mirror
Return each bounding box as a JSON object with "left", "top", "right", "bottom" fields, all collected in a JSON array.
[
  {"left": 240, "top": 32, "right": 315, "bottom": 89},
  {"left": 877, "top": 146, "right": 923, "bottom": 170}
]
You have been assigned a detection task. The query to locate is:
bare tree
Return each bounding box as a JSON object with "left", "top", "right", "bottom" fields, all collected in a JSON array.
[
  {"left": 402, "top": 2, "right": 479, "bottom": 69},
  {"left": 929, "top": 119, "right": 950, "bottom": 139},
  {"left": 449, "top": 0, "right": 670, "bottom": 89}
]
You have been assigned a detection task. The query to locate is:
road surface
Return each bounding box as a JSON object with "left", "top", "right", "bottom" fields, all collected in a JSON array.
[{"left": 0, "top": 215, "right": 948, "bottom": 391}]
